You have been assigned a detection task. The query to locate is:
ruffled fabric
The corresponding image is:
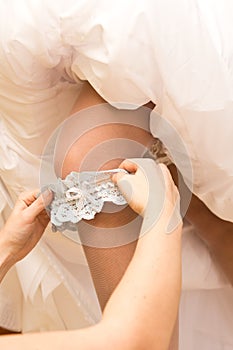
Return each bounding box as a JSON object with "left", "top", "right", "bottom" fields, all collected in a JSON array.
[
  {"left": 61, "top": 0, "right": 233, "bottom": 222},
  {"left": 16, "top": 237, "right": 101, "bottom": 330},
  {"left": 180, "top": 221, "right": 233, "bottom": 350},
  {"left": 61, "top": 0, "right": 162, "bottom": 108},
  {"left": 180, "top": 287, "right": 233, "bottom": 350},
  {"left": 0, "top": 0, "right": 99, "bottom": 332},
  {"left": 180, "top": 225, "right": 233, "bottom": 349},
  {"left": 0, "top": 1, "right": 232, "bottom": 348}
]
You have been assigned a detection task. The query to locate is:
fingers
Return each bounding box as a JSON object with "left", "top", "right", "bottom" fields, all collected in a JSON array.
[
  {"left": 14, "top": 189, "right": 39, "bottom": 211},
  {"left": 158, "top": 164, "right": 173, "bottom": 189},
  {"left": 112, "top": 160, "right": 138, "bottom": 184},
  {"left": 25, "top": 190, "right": 53, "bottom": 219},
  {"left": 115, "top": 158, "right": 182, "bottom": 232},
  {"left": 117, "top": 159, "right": 174, "bottom": 192},
  {"left": 114, "top": 159, "right": 151, "bottom": 215},
  {"left": 157, "top": 165, "right": 182, "bottom": 233},
  {"left": 14, "top": 189, "right": 53, "bottom": 220},
  {"left": 115, "top": 174, "right": 134, "bottom": 202},
  {"left": 118, "top": 159, "right": 138, "bottom": 173},
  {"left": 159, "top": 164, "right": 180, "bottom": 201},
  {"left": 112, "top": 171, "right": 127, "bottom": 184},
  {"left": 20, "top": 189, "right": 38, "bottom": 204}
]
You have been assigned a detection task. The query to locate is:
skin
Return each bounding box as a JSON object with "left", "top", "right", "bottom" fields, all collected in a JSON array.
[
  {"left": 1, "top": 81, "right": 231, "bottom": 346},
  {"left": 66, "top": 83, "right": 233, "bottom": 350},
  {"left": 169, "top": 164, "right": 233, "bottom": 286},
  {"left": 186, "top": 198, "right": 233, "bottom": 285},
  {"left": 0, "top": 160, "right": 182, "bottom": 350},
  {"left": 0, "top": 82, "right": 180, "bottom": 349},
  {"left": 60, "top": 83, "right": 156, "bottom": 311},
  {"left": 74, "top": 83, "right": 233, "bottom": 286},
  {"left": 58, "top": 82, "right": 179, "bottom": 349},
  {"left": 64, "top": 82, "right": 233, "bottom": 348},
  {"left": 0, "top": 190, "right": 52, "bottom": 283}
]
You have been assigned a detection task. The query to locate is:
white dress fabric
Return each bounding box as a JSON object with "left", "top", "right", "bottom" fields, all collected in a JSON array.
[
  {"left": 0, "top": 0, "right": 102, "bottom": 332},
  {"left": 61, "top": 0, "right": 233, "bottom": 222},
  {"left": 0, "top": 1, "right": 232, "bottom": 349}
]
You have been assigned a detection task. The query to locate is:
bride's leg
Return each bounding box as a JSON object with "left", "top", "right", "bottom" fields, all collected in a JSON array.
[
  {"left": 81, "top": 241, "right": 138, "bottom": 310},
  {"left": 169, "top": 164, "right": 233, "bottom": 286},
  {"left": 60, "top": 129, "right": 148, "bottom": 310},
  {"left": 60, "top": 82, "right": 179, "bottom": 347}
]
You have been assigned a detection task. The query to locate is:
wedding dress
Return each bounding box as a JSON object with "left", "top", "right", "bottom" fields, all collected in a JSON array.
[{"left": 0, "top": 1, "right": 232, "bottom": 348}]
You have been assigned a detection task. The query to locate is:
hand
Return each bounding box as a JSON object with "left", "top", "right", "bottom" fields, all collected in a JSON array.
[
  {"left": 113, "top": 159, "right": 181, "bottom": 233},
  {"left": 112, "top": 159, "right": 151, "bottom": 216},
  {"left": 0, "top": 189, "right": 52, "bottom": 266}
]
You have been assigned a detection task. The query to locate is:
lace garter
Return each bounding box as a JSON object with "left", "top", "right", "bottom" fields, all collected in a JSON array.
[{"left": 47, "top": 169, "right": 128, "bottom": 232}]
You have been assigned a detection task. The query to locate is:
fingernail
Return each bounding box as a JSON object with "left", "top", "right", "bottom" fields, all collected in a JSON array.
[{"left": 41, "top": 189, "right": 53, "bottom": 205}]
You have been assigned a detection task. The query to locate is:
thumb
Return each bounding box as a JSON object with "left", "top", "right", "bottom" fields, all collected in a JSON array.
[
  {"left": 115, "top": 174, "right": 134, "bottom": 205},
  {"left": 112, "top": 171, "right": 127, "bottom": 184}
]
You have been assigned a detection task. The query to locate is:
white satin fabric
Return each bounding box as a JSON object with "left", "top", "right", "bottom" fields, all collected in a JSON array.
[
  {"left": 60, "top": 0, "right": 233, "bottom": 222},
  {"left": 0, "top": 1, "right": 232, "bottom": 348}
]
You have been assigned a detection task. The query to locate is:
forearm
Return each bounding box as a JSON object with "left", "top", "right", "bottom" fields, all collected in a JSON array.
[
  {"left": 0, "top": 256, "right": 11, "bottom": 283},
  {"left": 0, "top": 221, "right": 182, "bottom": 350},
  {"left": 0, "top": 323, "right": 124, "bottom": 350},
  {"left": 0, "top": 232, "right": 14, "bottom": 283},
  {"left": 104, "top": 220, "right": 182, "bottom": 350}
]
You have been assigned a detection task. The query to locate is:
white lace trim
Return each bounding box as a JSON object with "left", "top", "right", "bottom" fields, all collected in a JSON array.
[{"left": 47, "top": 169, "right": 128, "bottom": 232}]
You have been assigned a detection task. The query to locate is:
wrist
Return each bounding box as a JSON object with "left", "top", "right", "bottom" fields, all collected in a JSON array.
[{"left": 0, "top": 230, "right": 15, "bottom": 282}]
